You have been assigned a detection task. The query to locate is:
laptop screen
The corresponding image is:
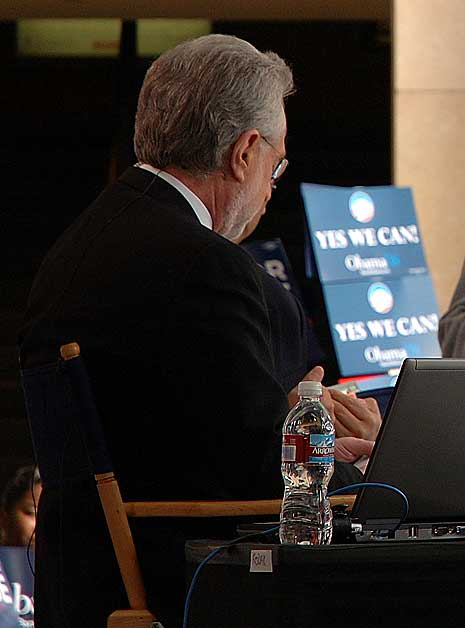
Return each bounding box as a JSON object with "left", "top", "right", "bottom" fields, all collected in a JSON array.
[{"left": 351, "top": 358, "right": 465, "bottom": 526}]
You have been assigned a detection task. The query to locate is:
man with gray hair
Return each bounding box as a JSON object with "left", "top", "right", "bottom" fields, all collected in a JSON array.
[
  {"left": 133, "top": 33, "right": 292, "bottom": 242},
  {"left": 20, "top": 33, "right": 378, "bottom": 627}
]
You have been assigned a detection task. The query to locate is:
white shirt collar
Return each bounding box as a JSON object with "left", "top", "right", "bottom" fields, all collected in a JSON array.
[{"left": 136, "top": 163, "right": 213, "bottom": 230}]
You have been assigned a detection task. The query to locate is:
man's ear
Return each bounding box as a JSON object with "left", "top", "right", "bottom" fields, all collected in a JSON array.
[{"left": 229, "top": 129, "right": 261, "bottom": 183}]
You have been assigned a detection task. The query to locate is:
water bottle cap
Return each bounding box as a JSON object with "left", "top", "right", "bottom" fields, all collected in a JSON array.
[{"left": 298, "top": 380, "right": 322, "bottom": 397}]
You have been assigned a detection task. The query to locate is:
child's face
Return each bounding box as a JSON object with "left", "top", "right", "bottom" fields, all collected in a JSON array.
[{"left": 2, "top": 483, "right": 42, "bottom": 546}]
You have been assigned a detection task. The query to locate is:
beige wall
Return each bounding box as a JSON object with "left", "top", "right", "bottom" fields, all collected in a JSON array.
[{"left": 393, "top": 0, "right": 465, "bottom": 313}]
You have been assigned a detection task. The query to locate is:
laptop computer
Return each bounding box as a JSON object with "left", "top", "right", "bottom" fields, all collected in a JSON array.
[{"left": 351, "top": 357, "right": 465, "bottom": 540}]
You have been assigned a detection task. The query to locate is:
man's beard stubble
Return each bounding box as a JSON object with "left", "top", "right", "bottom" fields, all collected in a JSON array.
[{"left": 217, "top": 186, "right": 259, "bottom": 243}]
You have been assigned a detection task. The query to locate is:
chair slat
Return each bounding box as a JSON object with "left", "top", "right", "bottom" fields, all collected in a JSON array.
[{"left": 124, "top": 495, "right": 355, "bottom": 518}]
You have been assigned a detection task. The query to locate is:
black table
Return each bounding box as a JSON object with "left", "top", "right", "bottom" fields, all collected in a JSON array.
[{"left": 185, "top": 538, "right": 465, "bottom": 627}]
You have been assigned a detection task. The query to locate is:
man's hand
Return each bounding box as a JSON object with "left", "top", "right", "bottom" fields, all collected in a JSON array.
[
  {"left": 329, "top": 389, "right": 381, "bottom": 441},
  {"left": 287, "top": 366, "right": 382, "bottom": 442},
  {"left": 334, "top": 436, "right": 375, "bottom": 463},
  {"left": 287, "top": 366, "right": 335, "bottom": 417}
]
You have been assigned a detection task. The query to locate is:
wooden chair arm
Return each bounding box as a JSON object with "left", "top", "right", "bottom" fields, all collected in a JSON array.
[
  {"left": 107, "top": 610, "right": 157, "bottom": 628},
  {"left": 124, "top": 495, "right": 355, "bottom": 518},
  {"left": 124, "top": 499, "right": 281, "bottom": 518}
]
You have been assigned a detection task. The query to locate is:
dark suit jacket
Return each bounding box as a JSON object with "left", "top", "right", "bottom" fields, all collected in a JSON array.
[{"left": 19, "top": 166, "right": 360, "bottom": 628}]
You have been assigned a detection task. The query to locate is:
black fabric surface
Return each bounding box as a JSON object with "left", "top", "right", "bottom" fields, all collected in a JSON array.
[{"left": 186, "top": 539, "right": 465, "bottom": 627}]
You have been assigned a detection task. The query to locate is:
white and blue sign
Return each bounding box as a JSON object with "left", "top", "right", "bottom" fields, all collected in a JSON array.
[
  {"left": 0, "top": 548, "right": 34, "bottom": 628},
  {"left": 301, "top": 184, "right": 428, "bottom": 283},
  {"left": 243, "top": 237, "right": 327, "bottom": 366},
  {"left": 323, "top": 274, "right": 441, "bottom": 376},
  {"left": 303, "top": 223, "right": 317, "bottom": 279},
  {"left": 241, "top": 238, "right": 302, "bottom": 298},
  {"left": 0, "top": 558, "right": 20, "bottom": 628}
]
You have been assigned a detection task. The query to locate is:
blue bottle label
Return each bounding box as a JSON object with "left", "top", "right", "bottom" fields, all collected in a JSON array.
[{"left": 308, "top": 434, "right": 335, "bottom": 464}]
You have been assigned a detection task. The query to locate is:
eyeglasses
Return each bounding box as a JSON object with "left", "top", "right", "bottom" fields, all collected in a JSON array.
[{"left": 261, "top": 135, "right": 289, "bottom": 189}]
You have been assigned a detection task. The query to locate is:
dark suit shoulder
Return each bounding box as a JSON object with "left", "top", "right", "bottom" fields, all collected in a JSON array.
[{"left": 255, "top": 268, "right": 311, "bottom": 392}]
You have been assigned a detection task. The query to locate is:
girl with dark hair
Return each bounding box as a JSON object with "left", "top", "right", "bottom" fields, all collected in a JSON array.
[{"left": 0, "top": 466, "right": 41, "bottom": 546}]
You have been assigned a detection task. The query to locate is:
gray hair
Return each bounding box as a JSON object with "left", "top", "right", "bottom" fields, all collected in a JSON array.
[{"left": 134, "top": 34, "right": 294, "bottom": 174}]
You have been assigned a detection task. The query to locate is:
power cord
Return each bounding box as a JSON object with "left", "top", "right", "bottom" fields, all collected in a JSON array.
[{"left": 182, "top": 481, "right": 409, "bottom": 628}]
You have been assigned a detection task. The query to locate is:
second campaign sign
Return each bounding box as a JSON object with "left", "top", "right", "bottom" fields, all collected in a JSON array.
[
  {"left": 323, "top": 275, "right": 441, "bottom": 376},
  {"left": 301, "top": 183, "right": 428, "bottom": 283}
]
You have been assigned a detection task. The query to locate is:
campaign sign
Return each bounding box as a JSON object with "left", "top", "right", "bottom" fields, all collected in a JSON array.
[
  {"left": 0, "top": 548, "right": 34, "bottom": 628},
  {"left": 303, "top": 218, "right": 317, "bottom": 279},
  {"left": 242, "top": 237, "right": 326, "bottom": 366},
  {"left": 241, "top": 238, "right": 302, "bottom": 299},
  {"left": 0, "top": 557, "right": 20, "bottom": 628},
  {"left": 301, "top": 184, "right": 428, "bottom": 283},
  {"left": 323, "top": 274, "right": 441, "bottom": 376}
]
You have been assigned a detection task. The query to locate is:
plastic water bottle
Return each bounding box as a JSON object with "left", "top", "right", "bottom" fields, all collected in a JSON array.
[{"left": 279, "top": 380, "right": 335, "bottom": 545}]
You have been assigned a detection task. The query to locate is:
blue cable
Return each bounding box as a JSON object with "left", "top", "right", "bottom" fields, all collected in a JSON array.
[
  {"left": 182, "top": 481, "right": 410, "bottom": 628},
  {"left": 328, "top": 481, "right": 410, "bottom": 529},
  {"left": 182, "top": 526, "right": 279, "bottom": 628}
]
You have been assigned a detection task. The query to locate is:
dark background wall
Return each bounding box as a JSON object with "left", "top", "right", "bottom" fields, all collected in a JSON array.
[{"left": 0, "top": 19, "right": 391, "bottom": 490}]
